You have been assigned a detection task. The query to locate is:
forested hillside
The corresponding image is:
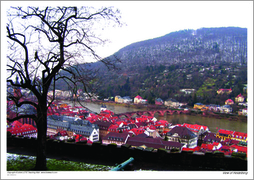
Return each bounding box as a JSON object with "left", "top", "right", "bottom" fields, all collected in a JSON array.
[
  {"left": 111, "top": 27, "right": 247, "bottom": 68},
  {"left": 56, "top": 27, "right": 248, "bottom": 106}
]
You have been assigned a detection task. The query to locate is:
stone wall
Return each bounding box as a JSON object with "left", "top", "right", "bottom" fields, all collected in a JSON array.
[{"left": 7, "top": 136, "right": 247, "bottom": 171}]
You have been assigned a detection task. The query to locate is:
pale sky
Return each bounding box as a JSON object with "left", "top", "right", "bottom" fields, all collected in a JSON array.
[
  {"left": 2, "top": 1, "right": 253, "bottom": 60},
  {"left": 88, "top": 1, "right": 253, "bottom": 59}
]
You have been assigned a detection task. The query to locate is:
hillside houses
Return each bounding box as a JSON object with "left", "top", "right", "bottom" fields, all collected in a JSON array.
[
  {"left": 217, "top": 88, "right": 232, "bottom": 95},
  {"left": 134, "top": 95, "right": 147, "bottom": 104},
  {"left": 235, "top": 94, "right": 245, "bottom": 103},
  {"left": 155, "top": 98, "right": 164, "bottom": 105},
  {"left": 192, "top": 93, "right": 247, "bottom": 115},
  {"left": 220, "top": 105, "right": 233, "bottom": 114},
  {"left": 115, "top": 96, "right": 132, "bottom": 103},
  {"left": 225, "top": 99, "right": 234, "bottom": 105},
  {"left": 164, "top": 98, "right": 180, "bottom": 108},
  {"left": 180, "top": 89, "right": 195, "bottom": 94}
]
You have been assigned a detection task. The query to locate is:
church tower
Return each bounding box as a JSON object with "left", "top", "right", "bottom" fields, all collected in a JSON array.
[{"left": 14, "top": 76, "right": 22, "bottom": 97}]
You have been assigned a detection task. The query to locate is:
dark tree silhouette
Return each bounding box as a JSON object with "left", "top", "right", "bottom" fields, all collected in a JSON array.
[{"left": 6, "top": 6, "right": 122, "bottom": 170}]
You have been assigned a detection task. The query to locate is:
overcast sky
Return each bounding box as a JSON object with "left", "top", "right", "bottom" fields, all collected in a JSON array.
[
  {"left": 89, "top": 1, "right": 253, "bottom": 59},
  {"left": 2, "top": 1, "right": 253, "bottom": 60}
]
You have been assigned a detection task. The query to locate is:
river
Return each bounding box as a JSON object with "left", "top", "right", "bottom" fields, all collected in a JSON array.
[{"left": 62, "top": 101, "right": 247, "bottom": 133}]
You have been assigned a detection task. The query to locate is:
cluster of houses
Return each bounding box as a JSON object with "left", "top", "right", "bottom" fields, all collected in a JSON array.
[
  {"left": 194, "top": 93, "right": 247, "bottom": 115},
  {"left": 7, "top": 120, "right": 37, "bottom": 138},
  {"left": 114, "top": 95, "right": 187, "bottom": 109},
  {"left": 114, "top": 95, "right": 149, "bottom": 104},
  {"left": 113, "top": 86, "right": 247, "bottom": 116},
  {"left": 7, "top": 77, "right": 247, "bottom": 157},
  {"left": 7, "top": 100, "right": 247, "bottom": 157}
]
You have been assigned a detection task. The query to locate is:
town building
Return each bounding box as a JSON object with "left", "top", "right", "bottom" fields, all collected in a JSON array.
[
  {"left": 231, "top": 131, "right": 247, "bottom": 142},
  {"left": 122, "top": 96, "right": 133, "bottom": 103},
  {"left": 126, "top": 134, "right": 183, "bottom": 151},
  {"left": 134, "top": 95, "right": 147, "bottom": 104},
  {"left": 217, "top": 88, "right": 232, "bottom": 95},
  {"left": 235, "top": 94, "right": 245, "bottom": 103},
  {"left": 7, "top": 101, "right": 37, "bottom": 127},
  {"left": 102, "top": 132, "right": 131, "bottom": 146},
  {"left": 164, "top": 98, "right": 180, "bottom": 108},
  {"left": 7, "top": 121, "right": 37, "bottom": 138},
  {"left": 180, "top": 89, "right": 195, "bottom": 94},
  {"left": 207, "top": 104, "right": 221, "bottom": 112},
  {"left": 115, "top": 95, "right": 123, "bottom": 103},
  {"left": 193, "top": 103, "right": 206, "bottom": 110},
  {"left": 216, "top": 129, "right": 234, "bottom": 141},
  {"left": 238, "top": 108, "right": 248, "bottom": 116},
  {"left": 203, "top": 132, "right": 221, "bottom": 144},
  {"left": 134, "top": 95, "right": 143, "bottom": 104},
  {"left": 47, "top": 115, "right": 99, "bottom": 142},
  {"left": 225, "top": 99, "right": 234, "bottom": 105},
  {"left": 166, "top": 126, "right": 198, "bottom": 148},
  {"left": 220, "top": 105, "right": 232, "bottom": 113},
  {"left": 182, "top": 123, "right": 209, "bottom": 136},
  {"left": 155, "top": 98, "right": 164, "bottom": 105},
  {"left": 92, "top": 121, "right": 112, "bottom": 140}
]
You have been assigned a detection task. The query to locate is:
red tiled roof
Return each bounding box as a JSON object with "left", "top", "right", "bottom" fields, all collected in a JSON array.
[
  {"left": 212, "top": 142, "right": 220, "bottom": 146},
  {"left": 182, "top": 146, "right": 201, "bottom": 152},
  {"left": 11, "top": 121, "right": 23, "bottom": 128},
  {"left": 162, "top": 130, "right": 169, "bottom": 134},
  {"left": 135, "top": 95, "right": 142, "bottom": 99},
  {"left": 87, "top": 140, "right": 93, "bottom": 144},
  {"left": 100, "top": 109, "right": 114, "bottom": 115},
  {"left": 148, "top": 125, "right": 156, "bottom": 130},
  {"left": 155, "top": 120, "right": 169, "bottom": 126},
  {"left": 232, "top": 131, "right": 247, "bottom": 139},
  {"left": 108, "top": 124, "right": 119, "bottom": 132},
  {"left": 201, "top": 143, "right": 214, "bottom": 150},
  {"left": 136, "top": 117, "right": 148, "bottom": 122},
  {"left": 7, "top": 124, "right": 37, "bottom": 135},
  {"left": 230, "top": 145, "right": 247, "bottom": 153},
  {"left": 115, "top": 121, "right": 127, "bottom": 126},
  {"left": 218, "top": 88, "right": 232, "bottom": 91},
  {"left": 225, "top": 99, "right": 234, "bottom": 103},
  {"left": 236, "top": 94, "right": 244, "bottom": 98},
  {"left": 129, "top": 128, "right": 145, "bottom": 135},
  {"left": 217, "top": 129, "right": 234, "bottom": 135}
]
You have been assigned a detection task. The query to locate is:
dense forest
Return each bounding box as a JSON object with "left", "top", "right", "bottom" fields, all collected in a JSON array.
[{"left": 55, "top": 27, "right": 248, "bottom": 106}]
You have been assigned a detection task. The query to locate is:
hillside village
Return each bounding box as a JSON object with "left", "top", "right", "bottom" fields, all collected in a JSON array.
[
  {"left": 111, "top": 88, "right": 247, "bottom": 116},
  {"left": 44, "top": 63, "right": 248, "bottom": 116}
]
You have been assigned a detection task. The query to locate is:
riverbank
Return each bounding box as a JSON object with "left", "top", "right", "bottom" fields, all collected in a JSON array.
[{"left": 81, "top": 100, "right": 247, "bottom": 122}]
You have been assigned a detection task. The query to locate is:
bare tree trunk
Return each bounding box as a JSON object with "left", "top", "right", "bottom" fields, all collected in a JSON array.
[{"left": 34, "top": 103, "right": 48, "bottom": 170}]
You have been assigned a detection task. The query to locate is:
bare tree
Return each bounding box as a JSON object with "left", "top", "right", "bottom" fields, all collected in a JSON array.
[{"left": 6, "top": 6, "right": 122, "bottom": 170}]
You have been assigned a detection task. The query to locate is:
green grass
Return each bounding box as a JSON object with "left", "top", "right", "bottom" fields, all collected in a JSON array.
[{"left": 7, "top": 153, "right": 113, "bottom": 171}]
